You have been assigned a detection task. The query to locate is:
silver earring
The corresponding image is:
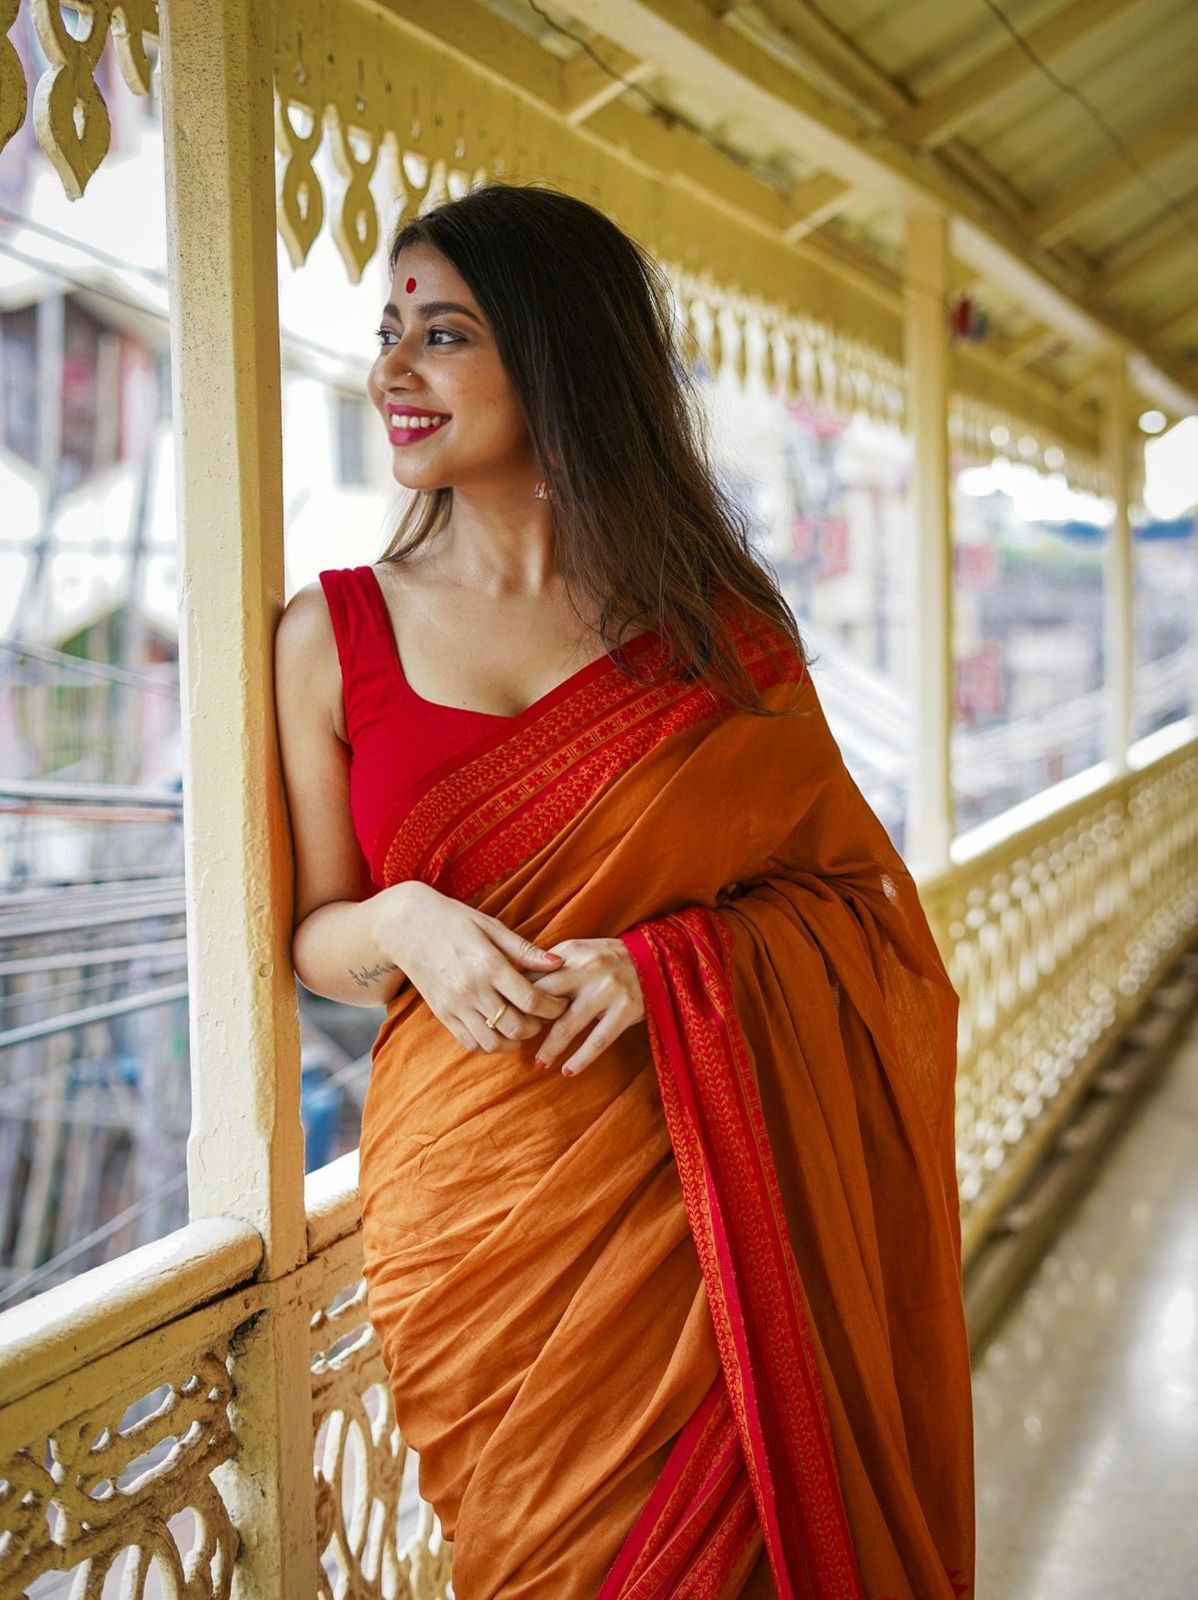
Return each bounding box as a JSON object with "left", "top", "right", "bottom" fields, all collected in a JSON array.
[{"left": 533, "top": 478, "right": 550, "bottom": 499}]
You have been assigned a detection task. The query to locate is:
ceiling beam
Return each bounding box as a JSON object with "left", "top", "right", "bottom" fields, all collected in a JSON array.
[
  {"left": 584, "top": 97, "right": 796, "bottom": 235},
  {"left": 796, "top": 225, "right": 1089, "bottom": 415},
  {"left": 539, "top": 0, "right": 1197, "bottom": 408},
  {"left": 886, "top": 0, "right": 1150, "bottom": 150},
  {"left": 1001, "top": 326, "right": 1069, "bottom": 373},
  {"left": 375, "top": 0, "right": 562, "bottom": 100},
  {"left": 1028, "top": 100, "right": 1198, "bottom": 245},
  {"left": 747, "top": 2, "right": 1099, "bottom": 292},
  {"left": 534, "top": 0, "right": 916, "bottom": 188},
  {"left": 1063, "top": 367, "right": 1108, "bottom": 411},
  {"left": 778, "top": 172, "right": 854, "bottom": 242},
  {"left": 1127, "top": 348, "right": 1197, "bottom": 416},
  {"left": 1096, "top": 198, "right": 1198, "bottom": 295},
  {"left": 1144, "top": 291, "right": 1198, "bottom": 344},
  {"left": 560, "top": 42, "right": 653, "bottom": 124},
  {"left": 747, "top": 0, "right": 909, "bottom": 119},
  {"left": 533, "top": 1, "right": 1095, "bottom": 305}
]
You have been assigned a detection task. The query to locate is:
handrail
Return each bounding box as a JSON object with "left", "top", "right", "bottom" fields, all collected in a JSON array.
[{"left": 0, "top": 1217, "right": 262, "bottom": 1408}]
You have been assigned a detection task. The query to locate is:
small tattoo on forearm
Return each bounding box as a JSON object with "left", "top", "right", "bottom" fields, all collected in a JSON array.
[{"left": 349, "top": 958, "right": 399, "bottom": 988}]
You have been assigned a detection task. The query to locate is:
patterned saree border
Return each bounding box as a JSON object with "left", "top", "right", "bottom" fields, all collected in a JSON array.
[
  {"left": 599, "top": 1373, "right": 759, "bottom": 1600},
  {"left": 383, "top": 622, "right": 805, "bottom": 900},
  {"left": 620, "top": 911, "right": 867, "bottom": 1600},
  {"left": 373, "top": 626, "right": 661, "bottom": 886}
]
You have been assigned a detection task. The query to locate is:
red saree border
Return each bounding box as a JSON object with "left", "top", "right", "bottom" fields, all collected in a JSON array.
[
  {"left": 383, "top": 622, "right": 804, "bottom": 901},
  {"left": 620, "top": 910, "right": 867, "bottom": 1600},
  {"left": 373, "top": 627, "right": 663, "bottom": 883},
  {"left": 597, "top": 1373, "right": 758, "bottom": 1600}
]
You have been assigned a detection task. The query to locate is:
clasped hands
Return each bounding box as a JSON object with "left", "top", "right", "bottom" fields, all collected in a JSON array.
[{"left": 372, "top": 880, "right": 645, "bottom": 1078}]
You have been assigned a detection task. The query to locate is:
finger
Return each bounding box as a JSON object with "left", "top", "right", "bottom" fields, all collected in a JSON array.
[
  {"left": 490, "top": 966, "right": 571, "bottom": 1022},
  {"left": 527, "top": 967, "right": 576, "bottom": 995},
  {"left": 452, "top": 993, "right": 507, "bottom": 1052},
  {"left": 534, "top": 995, "right": 601, "bottom": 1071},
  {"left": 557, "top": 1012, "right": 626, "bottom": 1078},
  {"left": 438, "top": 997, "right": 528, "bottom": 1055},
  {"left": 484, "top": 997, "right": 543, "bottom": 1044},
  {"left": 486, "top": 921, "right": 566, "bottom": 974},
  {"left": 443, "top": 1015, "right": 478, "bottom": 1054}
]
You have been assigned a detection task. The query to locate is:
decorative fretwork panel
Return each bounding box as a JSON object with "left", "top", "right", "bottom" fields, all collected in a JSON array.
[
  {"left": 0, "top": 1304, "right": 240, "bottom": 1597},
  {"left": 949, "top": 393, "right": 1110, "bottom": 497},
  {"left": 310, "top": 1241, "right": 452, "bottom": 1600},
  {"left": 28, "top": 0, "right": 159, "bottom": 198}
]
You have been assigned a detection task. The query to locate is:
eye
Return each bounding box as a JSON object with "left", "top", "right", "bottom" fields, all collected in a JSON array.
[{"left": 371, "top": 327, "right": 462, "bottom": 348}]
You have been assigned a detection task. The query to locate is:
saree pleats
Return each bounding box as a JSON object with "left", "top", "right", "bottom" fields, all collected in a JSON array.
[{"left": 358, "top": 603, "right": 975, "bottom": 1600}]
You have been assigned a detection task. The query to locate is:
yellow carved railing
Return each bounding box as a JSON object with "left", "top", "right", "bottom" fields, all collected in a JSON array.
[
  {"left": 0, "top": 1166, "right": 454, "bottom": 1598},
  {"left": 923, "top": 719, "right": 1198, "bottom": 1256}
]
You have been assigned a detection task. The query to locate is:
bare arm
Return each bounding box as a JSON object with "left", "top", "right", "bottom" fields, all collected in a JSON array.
[
  {"left": 292, "top": 895, "right": 410, "bottom": 1007},
  {"left": 273, "top": 581, "right": 409, "bottom": 1008},
  {"left": 273, "top": 580, "right": 571, "bottom": 1040}
]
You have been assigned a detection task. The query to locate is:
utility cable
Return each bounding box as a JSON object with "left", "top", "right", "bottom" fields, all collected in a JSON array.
[{"left": 0, "top": 1170, "right": 189, "bottom": 1311}]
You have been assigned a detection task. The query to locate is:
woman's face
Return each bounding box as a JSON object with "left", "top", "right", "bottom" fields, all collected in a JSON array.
[{"left": 366, "top": 242, "right": 539, "bottom": 494}]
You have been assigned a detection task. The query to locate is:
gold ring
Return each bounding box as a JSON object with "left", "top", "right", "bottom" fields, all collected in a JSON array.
[{"left": 485, "top": 1000, "right": 509, "bottom": 1030}]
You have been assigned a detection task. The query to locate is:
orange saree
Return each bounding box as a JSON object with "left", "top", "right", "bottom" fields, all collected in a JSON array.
[{"left": 358, "top": 597, "right": 975, "bottom": 1600}]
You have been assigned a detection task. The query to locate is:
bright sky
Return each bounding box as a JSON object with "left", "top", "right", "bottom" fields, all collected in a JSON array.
[{"left": 1143, "top": 417, "right": 1198, "bottom": 520}]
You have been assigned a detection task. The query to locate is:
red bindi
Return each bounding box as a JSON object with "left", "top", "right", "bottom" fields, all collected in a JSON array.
[{"left": 405, "top": 277, "right": 416, "bottom": 293}]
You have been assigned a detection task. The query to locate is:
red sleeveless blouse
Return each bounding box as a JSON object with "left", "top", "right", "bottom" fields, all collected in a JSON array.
[
  {"left": 318, "top": 564, "right": 520, "bottom": 888},
  {"left": 317, "top": 564, "right": 660, "bottom": 889}
]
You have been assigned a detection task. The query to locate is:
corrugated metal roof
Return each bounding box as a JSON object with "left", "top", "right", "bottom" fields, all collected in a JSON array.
[{"left": 473, "top": 0, "right": 1198, "bottom": 421}]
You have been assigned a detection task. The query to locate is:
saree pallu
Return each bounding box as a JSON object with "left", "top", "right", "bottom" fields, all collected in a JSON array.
[{"left": 358, "top": 601, "right": 975, "bottom": 1600}]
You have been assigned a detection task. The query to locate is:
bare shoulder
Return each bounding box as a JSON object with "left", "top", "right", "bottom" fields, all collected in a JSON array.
[
  {"left": 276, "top": 577, "right": 335, "bottom": 644},
  {"left": 274, "top": 578, "right": 343, "bottom": 740}
]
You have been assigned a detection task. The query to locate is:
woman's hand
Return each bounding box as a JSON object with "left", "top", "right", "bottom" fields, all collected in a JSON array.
[
  {"left": 371, "top": 881, "right": 569, "bottom": 1053},
  {"left": 527, "top": 937, "right": 646, "bottom": 1077}
]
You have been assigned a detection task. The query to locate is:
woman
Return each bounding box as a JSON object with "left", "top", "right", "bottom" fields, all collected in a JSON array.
[{"left": 274, "top": 181, "right": 975, "bottom": 1599}]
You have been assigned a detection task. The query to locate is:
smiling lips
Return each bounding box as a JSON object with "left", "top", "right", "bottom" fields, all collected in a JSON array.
[{"left": 387, "top": 405, "right": 450, "bottom": 445}]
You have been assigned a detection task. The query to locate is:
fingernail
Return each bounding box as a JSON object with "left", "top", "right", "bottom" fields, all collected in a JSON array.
[
  {"left": 534, "top": 1058, "right": 547, "bottom": 1070},
  {"left": 561, "top": 1065, "right": 574, "bottom": 1077}
]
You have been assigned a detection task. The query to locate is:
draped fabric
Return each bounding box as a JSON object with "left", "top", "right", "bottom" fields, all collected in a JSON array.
[{"left": 357, "top": 596, "right": 975, "bottom": 1600}]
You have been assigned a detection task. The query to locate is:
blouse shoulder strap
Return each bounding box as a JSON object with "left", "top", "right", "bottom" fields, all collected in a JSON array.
[{"left": 316, "top": 566, "right": 396, "bottom": 727}]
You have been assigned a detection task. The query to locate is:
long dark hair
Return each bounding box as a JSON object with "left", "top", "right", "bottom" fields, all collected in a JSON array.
[{"left": 379, "top": 180, "right": 812, "bottom": 715}]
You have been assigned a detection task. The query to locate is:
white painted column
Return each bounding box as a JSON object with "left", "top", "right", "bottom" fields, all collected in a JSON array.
[
  {"left": 158, "top": 1, "right": 314, "bottom": 1591},
  {"left": 1102, "top": 347, "right": 1133, "bottom": 772},
  {"left": 903, "top": 207, "right": 954, "bottom": 874}
]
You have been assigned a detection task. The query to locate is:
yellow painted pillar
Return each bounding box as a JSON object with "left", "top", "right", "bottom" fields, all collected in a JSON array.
[
  {"left": 1103, "top": 348, "right": 1133, "bottom": 771},
  {"left": 157, "top": 0, "right": 314, "bottom": 1590},
  {"left": 903, "top": 207, "right": 954, "bottom": 874}
]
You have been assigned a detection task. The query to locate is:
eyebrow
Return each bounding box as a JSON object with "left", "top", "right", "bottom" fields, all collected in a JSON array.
[{"left": 381, "top": 299, "right": 483, "bottom": 325}]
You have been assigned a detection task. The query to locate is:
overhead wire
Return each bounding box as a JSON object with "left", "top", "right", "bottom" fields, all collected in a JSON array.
[
  {"left": 0, "top": 237, "right": 373, "bottom": 378},
  {"left": 974, "top": 0, "right": 1198, "bottom": 250},
  {"left": 0, "top": 1171, "right": 189, "bottom": 1311}
]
